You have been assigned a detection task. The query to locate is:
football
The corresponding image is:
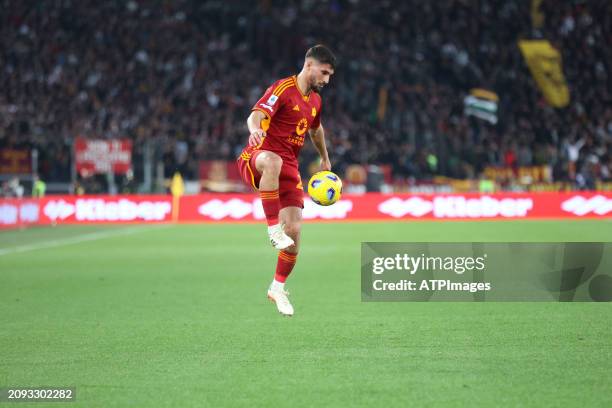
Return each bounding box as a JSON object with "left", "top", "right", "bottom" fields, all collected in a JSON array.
[{"left": 307, "top": 171, "right": 343, "bottom": 206}]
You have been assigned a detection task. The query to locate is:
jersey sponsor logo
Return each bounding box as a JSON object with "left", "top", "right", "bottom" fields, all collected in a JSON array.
[
  {"left": 311, "top": 107, "right": 317, "bottom": 117},
  {"left": 293, "top": 105, "right": 300, "bottom": 111},
  {"left": 295, "top": 118, "right": 308, "bottom": 135},
  {"left": 259, "top": 103, "right": 274, "bottom": 112},
  {"left": 266, "top": 94, "right": 279, "bottom": 105}
]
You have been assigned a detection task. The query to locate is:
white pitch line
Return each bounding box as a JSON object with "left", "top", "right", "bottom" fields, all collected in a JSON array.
[{"left": 0, "top": 225, "right": 168, "bottom": 257}]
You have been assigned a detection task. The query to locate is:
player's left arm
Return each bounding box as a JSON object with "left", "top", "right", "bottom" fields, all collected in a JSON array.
[{"left": 308, "top": 124, "right": 331, "bottom": 171}]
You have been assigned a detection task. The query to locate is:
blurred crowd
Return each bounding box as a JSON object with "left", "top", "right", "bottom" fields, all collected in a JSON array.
[{"left": 1, "top": 0, "right": 610, "bottom": 189}]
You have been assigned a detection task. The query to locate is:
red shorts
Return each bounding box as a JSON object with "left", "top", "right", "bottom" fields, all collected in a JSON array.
[{"left": 237, "top": 148, "right": 304, "bottom": 209}]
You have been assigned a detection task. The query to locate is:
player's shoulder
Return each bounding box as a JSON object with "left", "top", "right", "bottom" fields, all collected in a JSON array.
[
  {"left": 270, "top": 76, "right": 294, "bottom": 87},
  {"left": 268, "top": 76, "right": 296, "bottom": 97}
]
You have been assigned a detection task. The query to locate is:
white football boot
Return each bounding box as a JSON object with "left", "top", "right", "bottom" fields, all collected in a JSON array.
[
  {"left": 267, "top": 287, "right": 294, "bottom": 316},
  {"left": 267, "top": 224, "right": 294, "bottom": 250}
]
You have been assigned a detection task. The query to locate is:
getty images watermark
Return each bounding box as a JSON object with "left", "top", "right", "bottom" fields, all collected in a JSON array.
[
  {"left": 371, "top": 252, "right": 490, "bottom": 293},
  {"left": 361, "top": 243, "right": 612, "bottom": 302}
]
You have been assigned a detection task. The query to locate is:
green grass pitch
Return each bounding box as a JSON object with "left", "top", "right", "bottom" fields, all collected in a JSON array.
[{"left": 1, "top": 220, "right": 611, "bottom": 407}]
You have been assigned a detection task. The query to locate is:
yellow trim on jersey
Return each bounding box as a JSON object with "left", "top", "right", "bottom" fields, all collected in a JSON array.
[
  {"left": 275, "top": 77, "right": 293, "bottom": 89},
  {"left": 274, "top": 82, "right": 294, "bottom": 97},
  {"left": 273, "top": 78, "right": 294, "bottom": 96}
]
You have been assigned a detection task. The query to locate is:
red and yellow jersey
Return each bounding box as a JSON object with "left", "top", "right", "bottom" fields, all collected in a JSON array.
[{"left": 250, "top": 75, "right": 322, "bottom": 164}]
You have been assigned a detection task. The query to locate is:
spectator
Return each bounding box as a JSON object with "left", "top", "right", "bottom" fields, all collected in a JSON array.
[{"left": 0, "top": 0, "right": 609, "bottom": 189}]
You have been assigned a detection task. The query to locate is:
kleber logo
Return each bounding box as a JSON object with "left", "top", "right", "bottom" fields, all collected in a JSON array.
[
  {"left": 44, "top": 200, "right": 75, "bottom": 221},
  {"left": 561, "top": 195, "right": 612, "bottom": 216},
  {"left": 378, "top": 196, "right": 533, "bottom": 218},
  {"left": 43, "top": 199, "right": 171, "bottom": 221},
  {"left": 378, "top": 197, "right": 433, "bottom": 217},
  {"left": 198, "top": 199, "right": 253, "bottom": 220}
]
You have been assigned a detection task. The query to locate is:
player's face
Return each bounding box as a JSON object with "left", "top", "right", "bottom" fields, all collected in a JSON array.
[{"left": 309, "top": 61, "right": 334, "bottom": 92}]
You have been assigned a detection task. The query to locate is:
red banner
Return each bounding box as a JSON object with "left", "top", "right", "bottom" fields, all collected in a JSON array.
[
  {"left": 74, "top": 138, "right": 132, "bottom": 175},
  {"left": 0, "top": 199, "right": 39, "bottom": 229},
  {"left": 178, "top": 192, "right": 612, "bottom": 222},
  {"left": 2, "top": 192, "right": 611, "bottom": 227}
]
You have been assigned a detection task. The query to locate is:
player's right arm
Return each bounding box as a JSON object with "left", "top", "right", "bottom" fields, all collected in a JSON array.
[
  {"left": 247, "top": 79, "right": 287, "bottom": 146},
  {"left": 247, "top": 110, "right": 267, "bottom": 147}
]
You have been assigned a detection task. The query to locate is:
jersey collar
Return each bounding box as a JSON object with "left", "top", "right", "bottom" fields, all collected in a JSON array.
[{"left": 293, "top": 75, "right": 311, "bottom": 102}]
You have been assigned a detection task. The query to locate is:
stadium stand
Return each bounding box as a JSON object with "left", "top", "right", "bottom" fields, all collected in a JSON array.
[{"left": 1, "top": 0, "right": 610, "bottom": 193}]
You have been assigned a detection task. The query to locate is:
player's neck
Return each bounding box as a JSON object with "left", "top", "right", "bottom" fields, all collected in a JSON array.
[{"left": 295, "top": 72, "right": 311, "bottom": 95}]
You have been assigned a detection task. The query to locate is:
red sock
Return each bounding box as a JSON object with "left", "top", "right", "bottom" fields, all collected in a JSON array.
[
  {"left": 260, "top": 189, "right": 280, "bottom": 226},
  {"left": 275, "top": 250, "right": 297, "bottom": 283}
]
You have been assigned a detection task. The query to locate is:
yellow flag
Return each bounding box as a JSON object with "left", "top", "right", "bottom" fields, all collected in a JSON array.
[
  {"left": 170, "top": 172, "right": 184, "bottom": 197},
  {"left": 518, "top": 40, "right": 570, "bottom": 108}
]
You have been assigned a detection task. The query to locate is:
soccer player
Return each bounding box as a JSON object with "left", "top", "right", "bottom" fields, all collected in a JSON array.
[{"left": 237, "top": 45, "right": 336, "bottom": 316}]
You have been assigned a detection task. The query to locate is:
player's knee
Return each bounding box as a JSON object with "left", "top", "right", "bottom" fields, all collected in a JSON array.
[
  {"left": 262, "top": 154, "right": 283, "bottom": 174},
  {"left": 283, "top": 222, "right": 301, "bottom": 239}
]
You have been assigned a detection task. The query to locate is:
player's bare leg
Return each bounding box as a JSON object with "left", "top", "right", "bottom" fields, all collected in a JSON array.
[
  {"left": 267, "top": 206, "right": 302, "bottom": 316},
  {"left": 255, "top": 151, "right": 294, "bottom": 250}
]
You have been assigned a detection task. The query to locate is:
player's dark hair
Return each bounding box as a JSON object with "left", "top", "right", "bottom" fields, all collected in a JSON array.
[{"left": 305, "top": 45, "right": 337, "bottom": 70}]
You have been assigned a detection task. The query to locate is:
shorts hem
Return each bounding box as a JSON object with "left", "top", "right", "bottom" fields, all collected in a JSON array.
[{"left": 280, "top": 198, "right": 304, "bottom": 209}]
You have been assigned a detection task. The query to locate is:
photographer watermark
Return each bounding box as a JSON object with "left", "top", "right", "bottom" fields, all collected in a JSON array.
[{"left": 362, "top": 243, "right": 612, "bottom": 302}]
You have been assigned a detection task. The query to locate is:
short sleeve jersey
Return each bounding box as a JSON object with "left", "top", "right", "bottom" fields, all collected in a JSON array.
[{"left": 251, "top": 75, "right": 322, "bottom": 165}]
